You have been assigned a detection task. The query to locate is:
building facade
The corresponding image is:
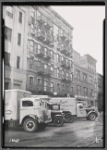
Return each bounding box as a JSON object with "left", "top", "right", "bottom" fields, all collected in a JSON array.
[
  {"left": 3, "top": 6, "right": 74, "bottom": 96},
  {"left": 3, "top": 6, "right": 28, "bottom": 90},
  {"left": 73, "top": 50, "right": 97, "bottom": 107}
]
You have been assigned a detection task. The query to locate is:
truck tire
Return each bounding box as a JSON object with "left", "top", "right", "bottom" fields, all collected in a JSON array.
[
  {"left": 53, "top": 116, "right": 64, "bottom": 127},
  {"left": 88, "top": 112, "right": 97, "bottom": 121},
  {"left": 23, "top": 118, "right": 38, "bottom": 132},
  {"left": 65, "top": 114, "right": 74, "bottom": 123}
]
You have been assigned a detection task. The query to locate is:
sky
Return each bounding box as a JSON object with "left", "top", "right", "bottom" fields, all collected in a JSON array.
[{"left": 51, "top": 6, "right": 105, "bottom": 75}]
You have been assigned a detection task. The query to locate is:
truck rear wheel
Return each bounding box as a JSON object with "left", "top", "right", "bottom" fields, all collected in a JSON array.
[
  {"left": 88, "top": 112, "right": 97, "bottom": 121},
  {"left": 23, "top": 118, "right": 38, "bottom": 132},
  {"left": 65, "top": 114, "right": 74, "bottom": 123},
  {"left": 53, "top": 116, "right": 64, "bottom": 127}
]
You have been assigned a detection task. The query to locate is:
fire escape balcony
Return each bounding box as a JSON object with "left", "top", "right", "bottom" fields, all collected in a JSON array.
[
  {"left": 43, "top": 54, "right": 51, "bottom": 61},
  {"left": 36, "top": 66, "right": 45, "bottom": 76},
  {"left": 61, "top": 76, "right": 67, "bottom": 82},
  {"left": 36, "top": 50, "right": 44, "bottom": 58},
  {"left": 44, "top": 68, "right": 52, "bottom": 77},
  {"left": 61, "top": 61, "right": 70, "bottom": 70},
  {"left": 37, "top": 29, "right": 46, "bottom": 40},
  {"left": 57, "top": 43, "right": 61, "bottom": 51},
  {"left": 61, "top": 46, "right": 71, "bottom": 57},
  {"left": 37, "top": 17, "right": 45, "bottom": 25},
  {"left": 61, "top": 61, "right": 66, "bottom": 68},
  {"left": 66, "top": 64, "right": 70, "bottom": 69},
  {"left": 66, "top": 77, "right": 72, "bottom": 83},
  {"left": 36, "top": 84, "right": 44, "bottom": 92},
  {"left": 36, "top": 66, "right": 51, "bottom": 77},
  {"left": 61, "top": 75, "right": 71, "bottom": 83},
  {"left": 44, "top": 22, "right": 52, "bottom": 30},
  {"left": 44, "top": 33, "right": 53, "bottom": 45},
  {"left": 60, "top": 34, "right": 67, "bottom": 41}
]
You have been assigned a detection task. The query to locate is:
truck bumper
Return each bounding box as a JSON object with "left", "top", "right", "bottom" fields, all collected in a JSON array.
[
  {"left": 38, "top": 119, "right": 52, "bottom": 124},
  {"left": 44, "top": 119, "right": 52, "bottom": 124}
]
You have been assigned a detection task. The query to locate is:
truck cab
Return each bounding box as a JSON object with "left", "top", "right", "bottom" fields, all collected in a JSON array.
[
  {"left": 77, "top": 102, "right": 98, "bottom": 120},
  {"left": 47, "top": 103, "right": 64, "bottom": 127},
  {"left": 20, "top": 97, "right": 51, "bottom": 132}
]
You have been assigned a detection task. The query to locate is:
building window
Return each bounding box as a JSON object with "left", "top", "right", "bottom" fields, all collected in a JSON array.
[
  {"left": 50, "top": 82, "right": 54, "bottom": 92},
  {"left": 38, "top": 44, "right": 41, "bottom": 53},
  {"left": 5, "top": 82, "right": 9, "bottom": 89},
  {"left": 76, "top": 70, "right": 80, "bottom": 80},
  {"left": 29, "top": 40, "right": 34, "bottom": 51},
  {"left": 5, "top": 26, "right": 12, "bottom": 41},
  {"left": 66, "top": 73, "right": 68, "bottom": 79},
  {"left": 17, "top": 33, "right": 21, "bottom": 45},
  {"left": 57, "top": 54, "right": 60, "bottom": 63},
  {"left": 90, "top": 89, "right": 93, "bottom": 97},
  {"left": 71, "top": 87, "right": 73, "bottom": 95},
  {"left": 37, "top": 78, "right": 42, "bottom": 91},
  {"left": 57, "top": 69, "right": 60, "bottom": 78},
  {"left": 19, "top": 11, "right": 22, "bottom": 23},
  {"left": 30, "top": 24, "right": 34, "bottom": 34},
  {"left": 44, "top": 47, "right": 48, "bottom": 57},
  {"left": 17, "top": 56, "right": 20, "bottom": 69},
  {"left": 83, "top": 87, "right": 88, "bottom": 96},
  {"left": 57, "top": 83, "right": 60, "bottom": 93},
  {"left": 44, "top": 64, "right": 47, "bottom": 70},
  {"left": 44, "top": 80, "right": 48, "bottom": 91},
  {"left": 98, "top": 78, "right": 102, "bottom": 85},
  {"left": 77, "top": 85, "right": 81, "bottom": 95},
  {"left": 83, "top": 73, "right": 87, "bottom": 81},
  {"left": 5, "top": 52, "right": 10, "bottom": 66},
  {"left": 6, "top": 6, "right": 13, "bottom": 18},
  {"left": 29, "top": 76, "right": 34, "bottom": 84},
  {"left": 89, "top": 75, "right": 92, "bottom": 83},
  {"left": 62, "top": 70, "right": 64, "bottom": 78},
  {"left": 70, "top": 73, "right": 73, "bottom": 81},
  {"left": 37, "top": 78, "right": 41, "bottom": 85},
  {"left": 50, "top": 51, "right": 54, "bottom": 59},
  {"left": 70, "top": 61, "right": 73, "bottom": 68},
  {"left": 31, "top": 10, "right": 35, "bottom": 18},
  {"left": 50, "top": 66, "right": 53, "bottom": 73}
]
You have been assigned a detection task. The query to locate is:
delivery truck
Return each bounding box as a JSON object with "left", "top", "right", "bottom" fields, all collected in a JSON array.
[
  {"left": 5, "top": 90, "right": 51, "bottom": 132},
  {"left": 50, "top": 97, "right": 98, "bottom": 122}
]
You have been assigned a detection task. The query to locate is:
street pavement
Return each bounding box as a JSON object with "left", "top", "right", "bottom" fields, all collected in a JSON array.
[{"left": 4, "top": 114, "right": 103, "bottom": 148}]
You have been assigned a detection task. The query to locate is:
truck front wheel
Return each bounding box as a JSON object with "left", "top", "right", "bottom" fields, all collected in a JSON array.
[
  {"left": 23, "top": 118, "right": 38, "bottom": 132},
  {"left": 88, "top": 112, "right": 97, "bottom": 121},
  {"left": 65, "top": 114, "right": 74, "bottom": 123},
  {"left": 53, "top": 117, "right": 64, "bottom": 127}
]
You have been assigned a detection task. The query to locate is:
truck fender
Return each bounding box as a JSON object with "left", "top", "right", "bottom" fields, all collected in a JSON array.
[
  {"left": 21, "top": 115, "right": 38, "bottom": 125},
  {"left": 87, "top": 110, "right": 97, "bottom": 117},
  {"left": 53, "top": 115, "right": 63, "bottom": 120}
]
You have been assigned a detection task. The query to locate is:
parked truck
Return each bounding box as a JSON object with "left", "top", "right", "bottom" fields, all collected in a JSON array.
[
  {"left": 50, "top": 97, "right": 98, "bottom": 122},
  {"left": 31, "top": 95, "right": 65, "bottom": 126},
  {"left": 5, "top": 90, "right": 52, "bottom": 132}
]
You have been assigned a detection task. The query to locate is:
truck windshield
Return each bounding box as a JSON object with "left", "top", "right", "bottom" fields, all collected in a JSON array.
[
  {"left": 34, "top": 99, "right": 45, "bottom": 108},
  {"left": 52, "top": 105, "right": 59, "bottom": 110}
]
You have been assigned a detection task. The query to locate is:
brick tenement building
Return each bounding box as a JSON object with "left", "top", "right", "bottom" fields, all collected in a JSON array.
[
  {"left": 3, "top": 6, "right": 74, "bottom": 96},
  {"left": 73, "top": 50, "right": 97, "bottom": 107}
]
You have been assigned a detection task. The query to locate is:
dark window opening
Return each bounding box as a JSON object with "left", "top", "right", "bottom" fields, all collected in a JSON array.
[
  {"left": 22, "top": 101, "right": 33, "bottom": 107},
  {"left": 19, "top": 12, "right": 22, "bottom": 23},
  {"left": 5, "top": 52, "right": 10, "bottom": 66}
]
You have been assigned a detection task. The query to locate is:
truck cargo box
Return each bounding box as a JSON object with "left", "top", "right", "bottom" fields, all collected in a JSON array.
[
  {"left": 50, "top": 97, "right": 77, "bottom": 115},
  {"left": 5, "top": 90, "right": 31, "bottom": 121}
]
